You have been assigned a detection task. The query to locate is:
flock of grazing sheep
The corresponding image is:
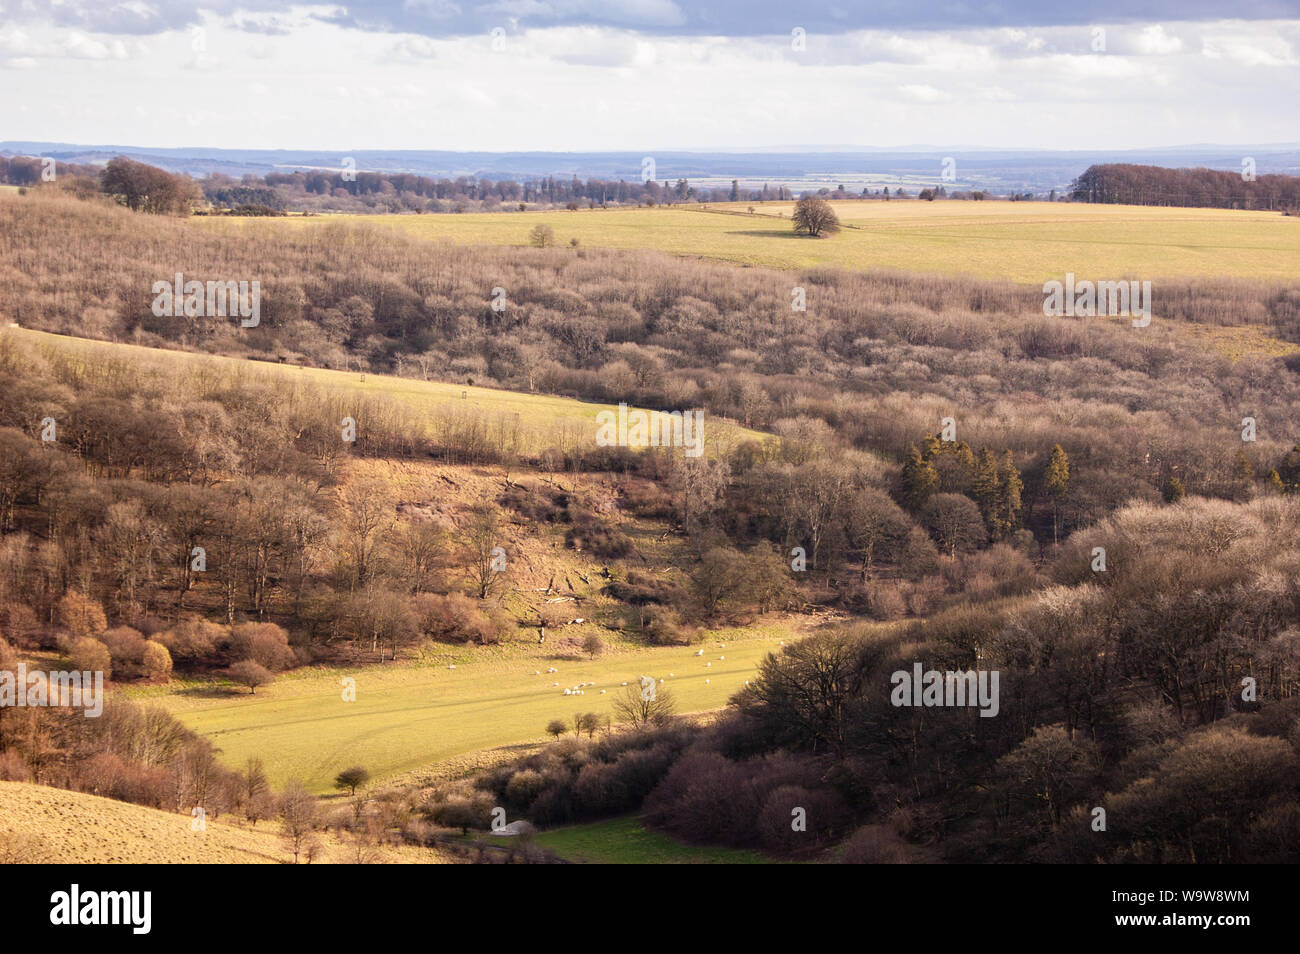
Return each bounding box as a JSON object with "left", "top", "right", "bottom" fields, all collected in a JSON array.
[
  {"left": 521, "top": 642, "right": 746, "bottom": 696},
  {"left": 443, "top": 639, "right": 779, "bottom": 700}
]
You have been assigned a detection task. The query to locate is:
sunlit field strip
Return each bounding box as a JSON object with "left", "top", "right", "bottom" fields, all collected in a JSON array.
[{"left": 201, "top": 199, "right": 1300, "bottom": 284}]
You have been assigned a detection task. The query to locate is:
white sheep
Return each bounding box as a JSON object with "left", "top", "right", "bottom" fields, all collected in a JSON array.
[
  {"left": 706, "top": 662, "right": 711, "bottom": 668},
  {"left": 705, "top": 679, "right": 710, "bottom": 684},
  {"left": 600, "top": 689, "right": 606, "bottom": 694},
  {"left": 695, "top": 650, "right": 704, "bottom": 656},
  {"left": 719, "top": 656, "right": 725, "bottom": 661},
  {"left": 563, "top": 688, "right": 572, "bottom": 695},
  {"left": 448, "top": 664, "right": 456, "bottom": 670},
  {"left": 621, "top": 681, "right": 628, "bottom": 686},
  {"left": 552, "top": 682, "right": 559, "bottom": 687}
]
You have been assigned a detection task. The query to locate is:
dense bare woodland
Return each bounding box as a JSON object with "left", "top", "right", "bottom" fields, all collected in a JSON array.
[
  {"left": 1071, "top": 163, "right": 1300, "bottom": 210},
  {"left": 2, "top": 181, "right": 1299, "bottom": 864},
  {"left": 5, "top": 191, "right": 1300, "bottom": 525}
]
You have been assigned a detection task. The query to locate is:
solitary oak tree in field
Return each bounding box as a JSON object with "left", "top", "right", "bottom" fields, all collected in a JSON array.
[
  {"left": 792, "top": 196, "right": 841, "bottom": 237},
  {"left": 228, "top": 659, "right": 273, "bottom": 694},
  {"left": 334, "top": 765, "right": 371, "bottom": 796}
]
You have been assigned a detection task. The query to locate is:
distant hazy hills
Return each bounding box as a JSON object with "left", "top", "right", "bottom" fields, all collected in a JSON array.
[{"left": 2, "top": 142, "right": 1298, "bottom": 192}]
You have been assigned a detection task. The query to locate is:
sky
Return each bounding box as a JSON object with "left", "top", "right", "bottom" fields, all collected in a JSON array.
[{"left": 1, "top": 1, "right": 1298, "bottom": 151}]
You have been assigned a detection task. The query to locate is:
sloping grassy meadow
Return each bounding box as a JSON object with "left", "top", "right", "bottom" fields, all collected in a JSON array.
[
  {"left": 204, "top": 199, "right": 1300, "bottom": 285},
  {"left": 123, "top": 632, "right": 790, "bottom": 792},
  {"left": 5, "top": 326, "right": 766, "bottom": 458}
]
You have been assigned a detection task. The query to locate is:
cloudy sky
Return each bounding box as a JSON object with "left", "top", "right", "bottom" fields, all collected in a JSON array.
[{"left": 1, "top": 1, "right": 1297, "bottom": 150}]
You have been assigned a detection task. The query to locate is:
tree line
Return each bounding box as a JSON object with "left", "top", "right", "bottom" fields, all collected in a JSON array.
[
  {"left": 0, "top": 153, "right": 796, "bottom": 214},
  {"left": 1071, "top": 163, "right": 1300, "bottom": 210}
]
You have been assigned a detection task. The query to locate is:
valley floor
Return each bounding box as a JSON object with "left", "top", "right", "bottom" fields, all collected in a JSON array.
[{"left": 121, "top": 624, "right": 808, "bottom": 791}]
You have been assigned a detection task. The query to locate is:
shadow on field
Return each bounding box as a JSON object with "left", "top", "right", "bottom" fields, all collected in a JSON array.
[
  {"left": 173, "top": 685, "right": 248, "bottom": 699},
  {"left": 724, "top": 230, "right": 806, "bottom": 238}
]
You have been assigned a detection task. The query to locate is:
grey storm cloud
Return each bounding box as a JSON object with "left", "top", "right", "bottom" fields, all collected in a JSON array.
[{"left": 7, "top": 0, "right": 1300, "bottom": 37}]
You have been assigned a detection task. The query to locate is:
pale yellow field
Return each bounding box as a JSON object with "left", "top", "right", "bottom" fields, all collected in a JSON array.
[
  {"left": 124, "top": 627, "right": 798, "bottom": 792},
  {"left": 5, "top": 327, "right": 766, "bottom": 457},
  {"left": 202, "top": 200, "right": 1300, "bottom": 285},
  {"left": 0, "top": 781, "right": 457, "bottom": 863}
]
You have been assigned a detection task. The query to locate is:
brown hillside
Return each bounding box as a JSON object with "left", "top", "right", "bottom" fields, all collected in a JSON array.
[{"left": 0, "top": 781, "right": 456, "bottom": 864}]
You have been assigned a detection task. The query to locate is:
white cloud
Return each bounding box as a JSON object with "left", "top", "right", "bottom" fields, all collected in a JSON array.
[
  {"left": 1135, "top": 24, "right": 1183, "bottom": 55},
  {"left": 0, "top": 26, "right": 129, "bottom": 59},
  {"left": 897, "top": 83, "right": 952, "bottom": 103},
  {"left": 390, "top": 35, "right": 439, "bottom": 59},
  {"left": 0, "top": 17, "right": 1297, "bottom": 150},
  {"left": 1050, "top": 52, "right": 1148, "bottom": 80},
  {"left": 1200, "top": 33, "right": 1296, "bottom": 67}
]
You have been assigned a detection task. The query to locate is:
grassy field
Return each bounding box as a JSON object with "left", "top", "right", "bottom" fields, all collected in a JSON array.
[
  {"left": 9, "top": 324, "right": 796, "bottom": 793},
  {"left": 204, "top": 200, "right": 1300, "bottom": 285},
  {"left": 535, "top": 815, "right": 770, "bottom": 864},
  {"left": 0, "top": 781, "right": 457, "bottom": 863},
  {"left": 3, "top": 327, "right": 766, "bottom": 456},
  {"left": 123, "top": 629, "right": 793, "bottom": 792}
]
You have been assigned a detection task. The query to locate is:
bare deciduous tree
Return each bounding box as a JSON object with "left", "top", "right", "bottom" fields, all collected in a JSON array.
[
  {"left": 613, "top": 682, "right": 676, "bottom": 728},
  {"left": 791, "top": 196, "right": 841, "bottom": 237},
  {"left": 279, "top": 779, "right": 319, "bottom": 864}
]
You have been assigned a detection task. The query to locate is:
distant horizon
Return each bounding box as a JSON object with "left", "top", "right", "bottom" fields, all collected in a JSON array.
[
  {"left": 9, "top": 139, "right": 1298, "bottom": 195},
  {"left": 6, "top": 140, "right": 1300, "bottom": 156}
]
